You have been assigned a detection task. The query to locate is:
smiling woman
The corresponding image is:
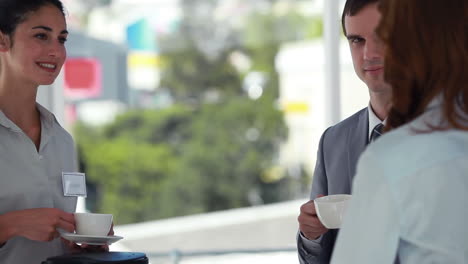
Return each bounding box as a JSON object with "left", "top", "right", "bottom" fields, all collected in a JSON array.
[
  {"left": 0, "top": 0, "right": 93, "bottom": 263},
  {"left": 2, "top": 5, "right": 68, "bottom": 87}
]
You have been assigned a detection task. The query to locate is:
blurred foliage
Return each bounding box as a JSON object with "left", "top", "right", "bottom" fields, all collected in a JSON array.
[
  {"left": 76, "top": 98, "right": 288, "bottom": 224},
  {"left": 76, "top": 0, "right": 318, "bottom": 224}
]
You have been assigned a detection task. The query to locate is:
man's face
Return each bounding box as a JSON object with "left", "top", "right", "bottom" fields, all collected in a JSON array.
[{"left": 344, "top": 3, "right": 390, "bottom": 94}]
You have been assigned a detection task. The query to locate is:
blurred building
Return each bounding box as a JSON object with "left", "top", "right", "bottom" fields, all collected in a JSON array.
[
  {"left": 63, "top": 30, "right": 129, "bottom": 125},
  {"left": 276, "top": 39, "right": 368, "bottom": 175}
]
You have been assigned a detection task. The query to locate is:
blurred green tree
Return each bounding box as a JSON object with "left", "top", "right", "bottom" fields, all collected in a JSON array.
[{"left": 76, "top": 0, "right": 319, "bottom": 224}]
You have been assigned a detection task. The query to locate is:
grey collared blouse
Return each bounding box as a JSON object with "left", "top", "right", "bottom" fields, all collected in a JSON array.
[{"left": 0, "top": 104, "right": 77, "bottom": 264}]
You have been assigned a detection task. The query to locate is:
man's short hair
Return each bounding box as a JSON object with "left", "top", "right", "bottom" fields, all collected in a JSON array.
[{"left": 341, "top": 0, "right": 380, "bottom": 35}]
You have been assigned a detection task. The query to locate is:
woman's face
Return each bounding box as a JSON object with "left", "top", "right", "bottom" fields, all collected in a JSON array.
[{"left": 1, "top": 4, "right": 68, "bottom": 86}]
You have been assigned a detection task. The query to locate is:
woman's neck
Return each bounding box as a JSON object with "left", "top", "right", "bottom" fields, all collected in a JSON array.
[{"left": 0, "top": 78, "right": 40, "bottom": 132}]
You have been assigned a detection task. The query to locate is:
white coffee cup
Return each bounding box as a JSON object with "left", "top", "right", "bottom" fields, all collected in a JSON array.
[
  {"left": 314, "top": 194, "right": 351, "bottom": 229},
  {"left": 74, "top": 213, "right": 113, "bottom": 236}
]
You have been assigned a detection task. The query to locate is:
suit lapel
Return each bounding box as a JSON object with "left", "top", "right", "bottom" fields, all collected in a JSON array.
[{"left": 347, "top": 108, "right": 369, "bottom": 186}]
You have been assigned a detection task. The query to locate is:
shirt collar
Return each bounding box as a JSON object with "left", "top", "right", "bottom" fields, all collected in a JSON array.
[
  {"left": 0, "top": 103, "right": 55, "bottom": 132},
  {"left": 366, "top": 95, "right": 443, "bottom": 139},
  {"left": 36, "top": 103, "right": 55, "bottom": 127},
  {"left": 426, "top": 94, "right": 443, "bottom": 111},
  {"left": 0, "top": 111, "right": 21, "bottom": 131}
]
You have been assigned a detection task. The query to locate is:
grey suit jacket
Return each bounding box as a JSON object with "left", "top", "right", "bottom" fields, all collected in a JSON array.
[{"left": 298, "top": 107, "right": 369, "bottom": 264}]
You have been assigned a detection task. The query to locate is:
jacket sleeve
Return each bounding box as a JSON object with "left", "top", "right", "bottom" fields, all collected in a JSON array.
[
  {"left": 297, "top": 231, "right": 324, "bottom": 264},
  {"left": 297, "top": 129, "right": 330, "bottom": 263}
]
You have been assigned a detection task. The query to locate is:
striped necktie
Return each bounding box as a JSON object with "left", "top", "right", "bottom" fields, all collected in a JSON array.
[{"left": 370, "top": 123, "right": 384, "bottom": 142}]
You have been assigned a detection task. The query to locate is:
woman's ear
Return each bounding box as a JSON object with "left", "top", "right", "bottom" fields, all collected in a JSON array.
[{"left": 0, "top": 33, "right": 11, "bottom": 52}]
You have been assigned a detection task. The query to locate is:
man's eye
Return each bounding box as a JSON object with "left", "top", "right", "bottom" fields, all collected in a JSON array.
[
  {"left": 350, "top": 38, "right": 364, "bottom": 44},
  {"left": 59, "top": 37, "right": 67, "bottom": 44}
]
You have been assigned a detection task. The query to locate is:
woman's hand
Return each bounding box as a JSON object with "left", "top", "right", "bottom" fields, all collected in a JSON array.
[
  {"left": 0, "top": 208, "right": 75, "bottom": 242},
  {"left": 62, "top": 239, "right": 109, "bottom": 253},
  {"left": 62, "top": 222, "right": 114, "bottom": 253}
]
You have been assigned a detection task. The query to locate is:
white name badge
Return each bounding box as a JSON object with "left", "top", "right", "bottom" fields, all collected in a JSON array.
[{"left": 62, "top": 172, "right": 87, "bottom": 197}]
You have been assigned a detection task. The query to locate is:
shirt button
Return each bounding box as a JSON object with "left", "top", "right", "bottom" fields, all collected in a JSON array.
[{"left": 39, "top": 155, "right": 43, "bottom": 160}]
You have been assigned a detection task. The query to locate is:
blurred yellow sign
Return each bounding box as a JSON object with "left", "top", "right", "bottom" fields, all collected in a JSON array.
[
  {"left": 283, "top": 102, "right": 309, "bottom": 113},
  {"left": 128, "top": 53, "right": 160, "bottom": 68}
]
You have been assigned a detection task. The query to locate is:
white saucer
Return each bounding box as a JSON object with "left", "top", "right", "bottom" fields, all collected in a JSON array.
[{"left": 61, "top": 232, "right": 123, "bottom": 245}]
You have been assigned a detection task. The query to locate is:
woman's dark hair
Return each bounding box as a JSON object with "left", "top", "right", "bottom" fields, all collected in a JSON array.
[
  {"left": 341, "top": 0, "right": 380, "bottom": 35},
  {"left": 0, "top": 0, "right": 65, "bottom": 36},
  {"left": 377, "top": 0, "right": 468, "bottom": 131}
]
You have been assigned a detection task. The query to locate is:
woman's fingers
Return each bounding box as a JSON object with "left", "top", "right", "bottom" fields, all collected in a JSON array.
[{"left": 56, "top": 218, "right": 75, "bottom": 233}]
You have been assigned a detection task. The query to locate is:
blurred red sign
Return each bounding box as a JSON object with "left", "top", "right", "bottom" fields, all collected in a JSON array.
[{"left": 64, "top": 58, "right": 102, "bottom": 99}]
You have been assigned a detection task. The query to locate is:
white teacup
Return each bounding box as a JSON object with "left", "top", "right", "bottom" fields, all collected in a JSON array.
[
  {"left": 74, "top": 213, "right": 113, "bottom": 236},
  {"left": 314, "top": 194, "right": 351, "bottom": 229}
]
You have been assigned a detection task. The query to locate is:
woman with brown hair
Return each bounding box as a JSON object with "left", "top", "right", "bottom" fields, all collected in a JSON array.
[{"left": 330, "top": 0, "right": 468, "bottom": 263}]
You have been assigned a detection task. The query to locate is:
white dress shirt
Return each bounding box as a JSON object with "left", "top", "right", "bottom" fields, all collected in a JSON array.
[{"left": 331, "top": 99, "right": 468, "bottom": 263}]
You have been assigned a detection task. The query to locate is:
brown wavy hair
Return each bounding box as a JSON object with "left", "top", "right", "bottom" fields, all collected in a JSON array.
[{"left": 376, "top": 0, "right": 468, "bottom": 131}]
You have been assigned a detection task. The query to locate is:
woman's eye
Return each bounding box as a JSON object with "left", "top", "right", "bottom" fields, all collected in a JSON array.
[
  {"left": 59, "top": 37, "right": 67, "bottom": 44},
  {"left": 34, "top": 33, "right": 47, "bottom": 40}
]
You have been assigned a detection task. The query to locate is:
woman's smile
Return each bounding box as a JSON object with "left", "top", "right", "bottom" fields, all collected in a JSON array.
[{"left": 36, "top": 61, "right": 57, "bottom": 72}]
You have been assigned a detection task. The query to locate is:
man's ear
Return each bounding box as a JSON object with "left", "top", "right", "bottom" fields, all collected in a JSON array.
[{"left": 0, "top": 33, "right": 11, "bottom": 51}]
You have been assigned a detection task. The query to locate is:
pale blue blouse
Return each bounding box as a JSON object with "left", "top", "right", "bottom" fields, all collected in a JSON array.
[{"left": 331, "top": 100, "right": 468, "bottom": 263}]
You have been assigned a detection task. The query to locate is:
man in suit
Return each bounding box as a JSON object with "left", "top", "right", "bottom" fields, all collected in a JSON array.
[{"left": 297, "top": 0, "right": 392, "bottom": 263}]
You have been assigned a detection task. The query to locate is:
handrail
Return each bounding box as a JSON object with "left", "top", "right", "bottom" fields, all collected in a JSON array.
[{"left": 146, "top": 247, "right": 297, "bottom": 264}]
